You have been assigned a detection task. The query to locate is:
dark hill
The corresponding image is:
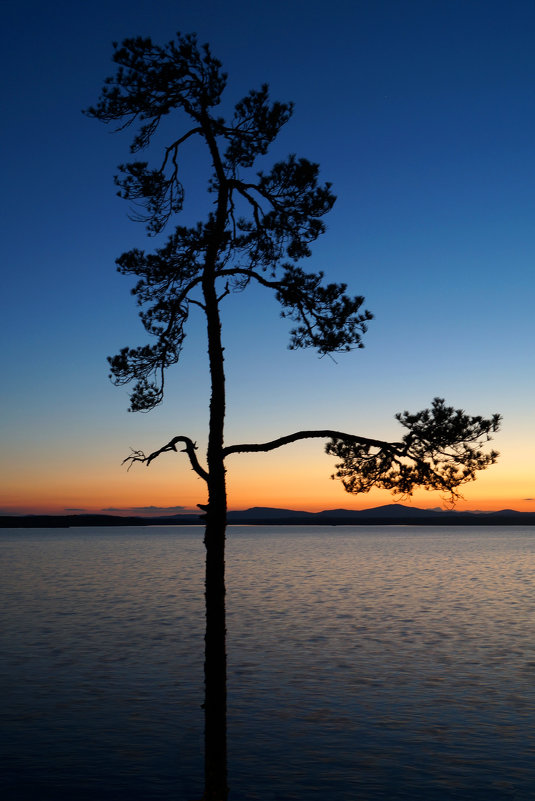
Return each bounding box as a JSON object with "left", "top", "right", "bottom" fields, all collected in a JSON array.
[{"left": 2, "top": 504, "right": 534, "bottom": 527}]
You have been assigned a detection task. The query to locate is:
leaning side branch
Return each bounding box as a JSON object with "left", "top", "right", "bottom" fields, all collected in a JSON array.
[
  {"left": 127, "top": 399, "right": 501, "bottom": 505},
  {"left": 123, "top": 435, "right": 209, "bottom": 481}
]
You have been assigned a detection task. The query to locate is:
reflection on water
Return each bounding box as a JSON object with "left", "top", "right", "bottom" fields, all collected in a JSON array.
[{"left": 1, "top": 526, "right": 535, "bottom": 800}]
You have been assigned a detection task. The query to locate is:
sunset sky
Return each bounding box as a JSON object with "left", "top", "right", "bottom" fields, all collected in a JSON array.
[{"left": 1, "top": 0, "right": 534, "bottom": 516}]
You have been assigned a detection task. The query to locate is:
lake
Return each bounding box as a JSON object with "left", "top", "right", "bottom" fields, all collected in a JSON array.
[{"left": 1, "top": 525, "right": 535, "bottom": 800}]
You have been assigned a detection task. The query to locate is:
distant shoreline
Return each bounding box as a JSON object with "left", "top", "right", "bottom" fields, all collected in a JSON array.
[{"left": 1, "top": 505, "right": 535, "bottom": 528}]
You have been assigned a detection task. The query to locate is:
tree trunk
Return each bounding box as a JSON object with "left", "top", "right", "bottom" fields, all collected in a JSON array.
[
  {"left": 202, "top": 420, "right": 229, "bottom": 801},
  {"left": 202, "top": 211, "right": 229, "bottom": 799},
  {"left": 202, "top": 313, "right": 228, "bottom": 801},
  {"left": 203, "top": 512, "right": 228, "bottom": 801},
  {"left": 200, "top": 119, "right": 231, "bottom": 799}
]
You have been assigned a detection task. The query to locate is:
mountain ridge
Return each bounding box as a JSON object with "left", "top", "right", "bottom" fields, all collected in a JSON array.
[{"left": 1, "top": 504, "right": 534, "bottom": 527}]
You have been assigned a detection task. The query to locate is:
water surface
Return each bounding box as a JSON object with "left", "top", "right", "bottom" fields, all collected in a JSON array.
[{"left": 1, "top": 525, "right": 535, "bottom": 799}]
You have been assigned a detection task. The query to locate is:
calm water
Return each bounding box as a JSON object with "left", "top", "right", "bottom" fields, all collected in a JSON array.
[{"left": 1, "top": 525, "right": 535, "bottom": 800}]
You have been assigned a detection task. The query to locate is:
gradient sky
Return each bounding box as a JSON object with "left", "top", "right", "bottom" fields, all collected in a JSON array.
[{"left": 1, "top": 0, "right": 534, "bottom": 515}]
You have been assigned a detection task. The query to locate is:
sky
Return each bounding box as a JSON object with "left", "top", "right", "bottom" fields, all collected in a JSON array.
[{"left": 1, "top": 0, "right": 534, "bottom": 515}]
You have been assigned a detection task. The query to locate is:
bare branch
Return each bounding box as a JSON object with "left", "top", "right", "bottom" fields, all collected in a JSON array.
[
  {"left": 217, "top": 267, "right": 280, "bottom": 290},
  {"left": 160, "top": 127, "right": 203, "bottom": 171},
  {"left": 189, "top": 298, "right": 207, "bottom": 311},
  {"left": 217, "top": 282, "right": 230, "bottom": 303},
  {"left": 123, "top": 436, "right": 209, "bottom": 481},
  {"left": 223, "top": 430, "right": 400, "bottom": 457}
]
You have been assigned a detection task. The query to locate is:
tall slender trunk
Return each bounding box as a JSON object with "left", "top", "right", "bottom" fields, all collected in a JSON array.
[
  {"left": 200, "top": 112, "right": 230, "bottom": 800},
  {"left": 202, "top": 226, "right": 228, "bottom": 801}
]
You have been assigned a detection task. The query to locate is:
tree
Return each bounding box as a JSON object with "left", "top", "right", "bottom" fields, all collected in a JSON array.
[{"left": 86, "top": 33, "right": 500, "bottom": 801}]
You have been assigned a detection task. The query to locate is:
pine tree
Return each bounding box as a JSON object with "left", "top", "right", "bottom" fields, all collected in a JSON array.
[{"left": 86, "top": 33, "right": 500, "bottom": 800}]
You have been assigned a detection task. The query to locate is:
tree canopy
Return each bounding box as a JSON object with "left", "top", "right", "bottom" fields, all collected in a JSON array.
[{"left": 86, "top": 33, "right": 372, "bottom": 414}]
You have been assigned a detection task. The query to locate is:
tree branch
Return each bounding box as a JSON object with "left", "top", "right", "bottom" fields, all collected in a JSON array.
[
  {"left": 222, "top": 400, "right": 501, "bottom": 505},
  {"left": 222, "top": 430, "right": 401, "bottom": 457},
  {"left": 123, "top": 436, "right": 209, "bottom": 481},
  {"left": 160, "top": 127, "right": 203, "bottom": 172},
  {"left": 217, "top": 267, "right": 281, "bottom": 290}
]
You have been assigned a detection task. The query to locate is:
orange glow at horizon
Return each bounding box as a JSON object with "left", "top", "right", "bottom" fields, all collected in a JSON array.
[{"left": 2, "top": 438, "right": 533, "bottom": 516}]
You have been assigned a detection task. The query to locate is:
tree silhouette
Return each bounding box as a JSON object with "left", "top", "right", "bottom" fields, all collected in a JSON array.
[{"left": 86, "top": 33, "right": 500, "bottom": 801}]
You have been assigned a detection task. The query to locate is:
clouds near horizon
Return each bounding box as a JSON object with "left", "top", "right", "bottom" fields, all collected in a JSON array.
[{"left": 101, "top": 505, "right": 193, "bottom": 515}]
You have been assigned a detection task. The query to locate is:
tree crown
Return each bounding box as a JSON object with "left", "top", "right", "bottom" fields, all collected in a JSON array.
[
  {"left": 86, "top": 32, "right": 372, "bottom": 411},
  {"left": 326, "top": 398, "right": 501, "bottom": 503}
]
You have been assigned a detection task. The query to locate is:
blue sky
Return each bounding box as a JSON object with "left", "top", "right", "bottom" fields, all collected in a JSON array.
[{"left": 1, "top": 0, "right": 534, "bottom": 513}]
